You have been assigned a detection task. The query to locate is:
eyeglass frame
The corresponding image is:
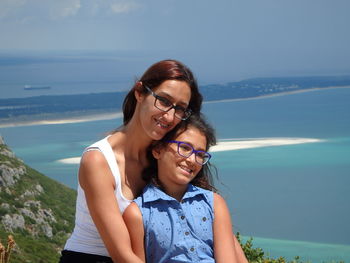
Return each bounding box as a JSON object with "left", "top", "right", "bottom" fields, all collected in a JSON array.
[
  {"left": 166, "top": 140, "right": 211, "bottom": 165},
  {"left": 144, "top": 85, "right": 192, "bottom": 120}
]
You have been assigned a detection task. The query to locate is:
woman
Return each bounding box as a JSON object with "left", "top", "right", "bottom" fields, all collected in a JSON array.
[
  {"left": 123, "top": 113, "right": 248, "bottom": 262},
  {"left": 59, "top": 59, "right": 203, "bottom": 263}
]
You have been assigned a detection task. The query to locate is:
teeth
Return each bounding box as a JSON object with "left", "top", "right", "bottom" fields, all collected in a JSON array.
[
  {"left": 180, "top": 165, "right": 192, "bottom": 173},
  {"left": 156, "top": 119, "right": 169, "bottom": 128}
]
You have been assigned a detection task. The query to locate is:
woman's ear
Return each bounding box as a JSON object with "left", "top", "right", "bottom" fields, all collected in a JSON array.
[
  {"left": 152, "top": 146, "right": 162, "bottom": 160},
  {"left": 134, "top": 81, "right": 144, "bottom": 102}
]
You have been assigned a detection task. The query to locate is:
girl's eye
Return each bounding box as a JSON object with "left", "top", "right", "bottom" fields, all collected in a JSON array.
[
  {"left": 197, "top": 152, "right": 206, "bottom": 159},
  {"left": 179, "top": 144, "right": 192, "bottom": 152}
]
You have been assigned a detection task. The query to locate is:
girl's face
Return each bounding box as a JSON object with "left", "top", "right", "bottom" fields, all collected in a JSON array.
[
  {"left": 153, "top": 126, "right": 207, "bottom": 188},
  {"left": 138, "top": 80, "right": 191, "bottom": 141}
]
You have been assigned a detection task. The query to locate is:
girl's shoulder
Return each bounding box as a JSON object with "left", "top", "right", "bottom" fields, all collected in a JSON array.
[{"left": 189, "top": 184, "right": 214, "bottom": 198}]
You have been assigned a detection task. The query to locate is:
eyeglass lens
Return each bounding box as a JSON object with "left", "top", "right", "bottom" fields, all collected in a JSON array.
[
  {"left": 154, "top": 96, "right": 189, "bottom": 120},
  {"left": 177, "top": 142, "right": 210, "bottom": 165},
  {"left": 144, "top": 85, "right": 190, "bottom": 120}
]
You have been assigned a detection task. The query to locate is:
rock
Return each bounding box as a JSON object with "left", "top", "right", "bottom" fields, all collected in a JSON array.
[
  {"left": 41, "top": 222, "right": 53, "bottom": 238},
  {"left": 1, "top": 203, "right": 10, "bottom": 210},
  {"left": 35, "top": 184, "right": 44, "bottom": 193},
  {"left": 20, "top": 208, "right": 36, "bottom": 219},
  {"left": 0, "top": 164, "right": 26, "bottom": 187},
  {"left": 20, "top": 184, "right": 44, "bottom": 198},
  {"left": 1, "top": 214, "right": 25, "bottom": 232}
]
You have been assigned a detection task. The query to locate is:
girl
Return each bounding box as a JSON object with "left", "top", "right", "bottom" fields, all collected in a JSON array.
[
  {"left": 59, "top": 60, "right": 203, "bottom": 263},
  {"left": 123, "top": 114, "right": 248, "bottom": 263}
]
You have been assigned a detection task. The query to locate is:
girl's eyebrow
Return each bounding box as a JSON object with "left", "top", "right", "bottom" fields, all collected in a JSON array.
[{"left": 181, "top": 140, "right": 206, "bottom": 152}]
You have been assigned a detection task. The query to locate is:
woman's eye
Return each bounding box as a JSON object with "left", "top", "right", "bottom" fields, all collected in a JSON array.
[{"left": 158, "top": 97, "right": 172, "bottom": 107}]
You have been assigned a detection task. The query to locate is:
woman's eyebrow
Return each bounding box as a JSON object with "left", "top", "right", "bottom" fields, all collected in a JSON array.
[{"left": 156, "top": 91, "right": 189, "bottom": 107}]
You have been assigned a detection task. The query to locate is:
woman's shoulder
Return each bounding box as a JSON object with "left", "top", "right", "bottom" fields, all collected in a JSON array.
[
  {"left": 81, "top": 135, "right": 116, "bottom": 167},
  {"left": 81, "top": 149, "right": 106, "bottom": 166}
]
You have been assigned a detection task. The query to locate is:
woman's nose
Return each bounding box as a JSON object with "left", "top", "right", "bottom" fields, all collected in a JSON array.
[{"left": 162, "top": 108, "right": 176, "bottom": 122}]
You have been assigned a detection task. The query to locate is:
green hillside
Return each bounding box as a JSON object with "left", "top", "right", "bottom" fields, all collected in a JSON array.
[{"left": 0, "top": 136, "right": 76, "bottom": 263}]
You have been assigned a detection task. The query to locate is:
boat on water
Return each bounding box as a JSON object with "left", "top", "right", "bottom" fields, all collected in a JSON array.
[{"left": 24, "top": 85, "right": 51, "bottom": 90}]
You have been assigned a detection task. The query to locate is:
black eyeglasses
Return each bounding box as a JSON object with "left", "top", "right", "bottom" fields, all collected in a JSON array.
[
  {"left": 144, "top": 85, "right": 192, "bottom": 120},
  {"left": 167, "top": 140, "right": 211, "bottom": 165}
]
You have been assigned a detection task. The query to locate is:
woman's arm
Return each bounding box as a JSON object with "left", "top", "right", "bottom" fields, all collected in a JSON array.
[
  {"left": 79, "top": 151, "right": 143, "bottom": 263},
  {"left": 213, "top": 193, "right": 248, "bottom": 263},
  {"left": 123, "top": 202, "right": 146, "bottom": 262}
]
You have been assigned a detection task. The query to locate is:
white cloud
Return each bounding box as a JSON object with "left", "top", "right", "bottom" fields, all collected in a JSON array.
[
  {"left": 0, "top": 0, "right": 81, "bottom": 21},
  {"left": 0, "top": 0, "right": 140, "bottom": 22},
  {"left": 0, "top": 0, "right": 27, "bottom": 19},
  {"left": 110, "top": 1, "right": 140, "bottom": 14},
  {"left": 48, "top": 0, "right": 81, "bottom": 19}
]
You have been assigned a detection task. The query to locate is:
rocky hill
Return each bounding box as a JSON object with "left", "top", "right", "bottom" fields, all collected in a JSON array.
[{"left": 0, "top": 136, "right": 76, "bottom": 263}]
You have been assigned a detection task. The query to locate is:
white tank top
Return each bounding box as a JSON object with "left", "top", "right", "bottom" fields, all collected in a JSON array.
[{"left": 64, "top": 136, "right": 132, "bottom": 257}]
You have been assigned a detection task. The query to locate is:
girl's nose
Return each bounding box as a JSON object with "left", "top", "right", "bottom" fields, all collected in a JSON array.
[{"left": 186, "top": 152, "right": 197, "bottom": 165}]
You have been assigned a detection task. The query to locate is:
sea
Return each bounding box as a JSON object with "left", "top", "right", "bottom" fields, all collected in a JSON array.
[{"left": 0, "top": 54, "right": 350, "bottom": 261}]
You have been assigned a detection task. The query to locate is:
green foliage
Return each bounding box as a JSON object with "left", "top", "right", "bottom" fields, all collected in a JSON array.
[
  {"left": 236, "top": 233, "right": 345, "bottom": 263},
  {"left": 0, "top": 232, "right": 65, "bottom": 263},
  {"left": 0, "top": 143, "right": 77, "bottom": 263}
]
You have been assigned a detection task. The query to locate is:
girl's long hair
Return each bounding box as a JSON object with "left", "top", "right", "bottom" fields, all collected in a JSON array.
[{"left": 142, "top": 113, "right": 218, "bottom": 191}]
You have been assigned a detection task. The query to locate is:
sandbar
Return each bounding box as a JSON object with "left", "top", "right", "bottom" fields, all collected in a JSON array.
[
  {"left": 0, "top": 112, "right": 122, "bottom": 128},
  {"left": 57, "top": 137, "right": 323, "bottom": 164}
]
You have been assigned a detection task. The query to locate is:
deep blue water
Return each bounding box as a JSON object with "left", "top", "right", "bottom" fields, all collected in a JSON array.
[{"left": 1, "top": 88, "right": 350, "bottom": 262}]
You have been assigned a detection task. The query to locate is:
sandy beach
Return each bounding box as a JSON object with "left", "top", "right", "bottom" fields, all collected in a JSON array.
[
  {"left": 0, "top": 112, "right": 123, "bottom": 128},
  {"left": 210, "top": 137, "right": 322, "bottom": 152},
  {"left": 57, "top": 137, "right": 323, "bottom": 164}
]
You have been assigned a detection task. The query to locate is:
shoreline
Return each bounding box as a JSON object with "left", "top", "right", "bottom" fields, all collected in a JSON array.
[
  {"left": 0, "top": 111, "right": 123, "bottom": 128},
  {"left": 1, "top": 86, "right": 349, "bottom": 128},
  {"left": 210, "top": 137, "right": 323, "bottom": 152},
  {"left": 204, "top": 85, "right": 350, "bottom": 104},
  {"left": 57, "top": 137, "right": 323, "bottom": 164}
]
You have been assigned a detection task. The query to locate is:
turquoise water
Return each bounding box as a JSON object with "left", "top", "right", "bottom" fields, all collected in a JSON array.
[
  {"left": 242, "top": 236, "right": 350, "bottom": 262},
  {"left": 1, "top": 88, "right": 350, "bottom": 261}
]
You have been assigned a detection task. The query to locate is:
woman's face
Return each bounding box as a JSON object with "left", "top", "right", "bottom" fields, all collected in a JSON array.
[
  {"left": 153, "top": 126, "right": 206, "bottom": 188},
  {"left": 138, "top": 80, "right": 191, "bottom": 140}
]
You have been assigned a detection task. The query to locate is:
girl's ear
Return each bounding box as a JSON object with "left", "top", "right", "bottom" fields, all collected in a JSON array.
[
  {"left": 134, "top": 81, "right": 144, "bottom": 102},
  {"left": 152, "top": 146, "right": 162, "bottom": 160}
]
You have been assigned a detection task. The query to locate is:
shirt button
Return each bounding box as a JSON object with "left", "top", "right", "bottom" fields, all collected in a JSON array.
[
  {"left": 190, "top": 247, "right": 195, "bottom": 252},
  {"left": 185, "top": 231, "right": 189, "bottom": 236},
  {"left": 202, "top": 217, "right": 207, "bottom": 222},
  {"left": 181, "top": 215, "right": 185, "bottom": 220}
]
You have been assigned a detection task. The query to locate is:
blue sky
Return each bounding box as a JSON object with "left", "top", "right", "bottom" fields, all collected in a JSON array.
[{"left": 0, "top": 0, "right": 349, "bottom": 81}]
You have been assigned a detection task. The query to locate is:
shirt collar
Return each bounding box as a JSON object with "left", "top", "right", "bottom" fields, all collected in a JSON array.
[{"left": 142, "top": 183, "right": 207, "bottom": 203}]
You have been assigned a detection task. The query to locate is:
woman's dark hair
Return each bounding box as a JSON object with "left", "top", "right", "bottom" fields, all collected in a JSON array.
[
  {"left": 142, "top": 113, "right": 218, "bottom": 191},
  {"left": 122, "top": 59, "right": 202, "bottom": 125}
]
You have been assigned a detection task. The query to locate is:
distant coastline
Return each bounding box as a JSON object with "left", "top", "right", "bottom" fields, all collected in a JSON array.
[
  {"left": 1, "top": 86, "right": 350, "bottom": 128},
  {"left": 203, "top": 85, "right": 350, "bottom": 104},
  {"left": 0, "top": 110, "right": 122, "bottom": 128},
  {"left": 24, "top": 85, "right": 51, "bottom": 90}
]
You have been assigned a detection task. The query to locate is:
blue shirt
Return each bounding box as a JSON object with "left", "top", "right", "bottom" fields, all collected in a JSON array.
[{"left": 134, "top": 184, "right": 215, "bottom": 263}]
